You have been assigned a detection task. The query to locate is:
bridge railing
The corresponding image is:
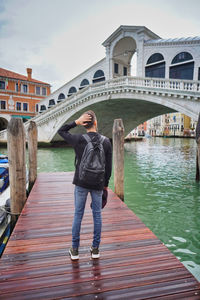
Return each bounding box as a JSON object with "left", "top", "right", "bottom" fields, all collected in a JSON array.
[
  {"left": 102, "top": 76, "right": 200, "bottom": 92},
  {"left": 0, "top": 76, "right": 200, "bottom": 141}
]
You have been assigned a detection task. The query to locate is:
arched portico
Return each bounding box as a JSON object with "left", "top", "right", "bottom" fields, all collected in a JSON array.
[{"left": 112, "top": 37, "right": 137, "bottom": 77}]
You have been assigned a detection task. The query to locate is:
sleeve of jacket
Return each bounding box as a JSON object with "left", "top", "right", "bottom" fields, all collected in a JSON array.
[
  {"left": 58, "top": 121, "right": 79, "bottom": 146},
  {"left": 104, "top": 138, "right": 112, "bottom": 187}
]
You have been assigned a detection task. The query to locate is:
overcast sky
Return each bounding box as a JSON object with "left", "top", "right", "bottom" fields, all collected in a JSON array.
[{"left": 0, "top": 0, "right": 200, "bottom": 92}]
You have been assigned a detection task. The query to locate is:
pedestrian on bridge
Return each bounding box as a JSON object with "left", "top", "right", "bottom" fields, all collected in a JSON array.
[{"left": 58, "top": 110, "right": 112, "bottom": 260}]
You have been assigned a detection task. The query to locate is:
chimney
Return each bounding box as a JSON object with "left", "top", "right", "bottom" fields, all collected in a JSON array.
[{"left": 26, "top": 68, "right": 32, "bottom": 81}]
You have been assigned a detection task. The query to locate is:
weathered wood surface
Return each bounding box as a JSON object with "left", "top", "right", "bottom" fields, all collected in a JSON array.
[
  {"left": 28, "top": 121, "right": 38, "bottom": 192},
  {"left": 0, "top": 172, "right": 199, "bottom": 299},
  {"left": 113, "top": 118, "right": 124, "bottom": 201},
  {"left": 196, "top": 113, "right": 200, "bottom": 181},
  {"left": 7, "top": 118, "right": 27, "bottom": 224}
]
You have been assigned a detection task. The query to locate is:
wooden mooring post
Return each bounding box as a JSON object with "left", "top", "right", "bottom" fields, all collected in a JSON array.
[
  {"left": 112, "top": 118, "right": 124, "bottom": 201},
  {"left": 196, "top": 113, "right": 200, "bottom": 181},
  {"left": 28, "top": 121, "right": 38, "bottom": 192},
  {"left": 7, "top": 118, "right": 27, "bottom": 225}
]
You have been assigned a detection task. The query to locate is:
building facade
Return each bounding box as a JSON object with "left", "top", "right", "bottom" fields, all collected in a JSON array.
[
  {"left": 146, "top": 113, "right": 196, "bottom": 137},
  {"left": 0, "top": 67, "right": 51, "bottom": 130}
]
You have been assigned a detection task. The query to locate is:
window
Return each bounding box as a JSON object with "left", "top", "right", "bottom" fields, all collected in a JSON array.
[
  {"left": 170, "top": 52, "right": 194, "bottom": 80},
  {"left": 16, "top": 102, "right": 21, "bottom": 111},
  {"left": 198, "top": 68, "right": 200, "bottom": 81},
  {"left": 0, "top": 100, "right": 6, "bottom": 110},
  {"left": 171, "top": 52, "right": 193, "bottom": 64},
  {"left": 68, "top": 86, "right": 77, "bottom": 96},
  {"left": 42, "top": 87, "right": 46, "bottom": 96},
  {"left": 23, "top": 84, "right": 28, "bottom": 93},
  {"left": 80, "top": 79, "right": 89, "bottom": 89},
  {"left": 173, "top": 115, "right": 176, "bottom": 122},
  {"left": 0, "top": 81, "right": 5, "bottom": 89},
  {"left": 93, "top": 70, "right": 105, "bottom": 83},
  {"left": 49, "top": 99, "right": 55, "bottom": 106},
  {"left": 145, "top": 53, "right": 165, "bottom": 78},
  {"left": 36, "top": 86, "right": 40, "bottom": 95},
  {"left": 169, "top": 62, "right": 194, "bottom": 80},
  {"left": 16, "top": 83, "right": 19, "bottom": 92},
  {"left": 23, "top": 103, "right": 28, "bottom": 111},
  {"left": 40, "top": 105, "right": 46, "bottom": 111},
  {"left": 123, "top": 67, "right": 127, "bottom": 76},
  {"left": 58, "top": 93, "right": 65, "bottom": 100},
  {"left": 114, "top": 63, "right": 119, "bottom": 74},
  {"left": 36, "top": 104, "right": 39, "bottom": 112},
  {"left": 147, "top": 53, "right": 164, "bottom": 65},
  {"left": 145, "top": 62, "right": 166, "bottom": 78}
]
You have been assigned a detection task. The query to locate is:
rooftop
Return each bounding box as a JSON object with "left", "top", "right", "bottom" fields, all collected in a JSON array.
[
  {"left": 102, "top": 25, "right": 161, "bottom": 47},
  {"left": 145, "top": 36, "right": 200, "bottom": 44},
  {"left": 0, "top": 67, "right": 50, "bottom": 85}
]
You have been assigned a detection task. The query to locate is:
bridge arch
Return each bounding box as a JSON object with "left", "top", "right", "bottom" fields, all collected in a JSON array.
[
  {"left": 49, "top": 92, "right": 196, "bottom": 142},
  {"left": 23, "top": 77, "right": 200, "bottom": 143}
]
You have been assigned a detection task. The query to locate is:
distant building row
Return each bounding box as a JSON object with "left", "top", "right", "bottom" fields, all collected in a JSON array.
[{"left": 132, "top": 113, "right": 197, "bottom": 138}]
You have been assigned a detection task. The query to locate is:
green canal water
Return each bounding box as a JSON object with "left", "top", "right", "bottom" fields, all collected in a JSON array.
[{"left": 1, "top": 137, "right": 200, "bottom": 281}]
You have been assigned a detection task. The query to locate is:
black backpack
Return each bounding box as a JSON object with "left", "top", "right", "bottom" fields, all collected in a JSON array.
[{"left": 79, "top": 134, "right": 105, "bottom": 186}]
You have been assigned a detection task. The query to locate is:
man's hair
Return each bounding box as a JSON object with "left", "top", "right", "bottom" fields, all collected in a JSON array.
[{"left": 83, "top": 110, "right": 97, "bottom": 129}]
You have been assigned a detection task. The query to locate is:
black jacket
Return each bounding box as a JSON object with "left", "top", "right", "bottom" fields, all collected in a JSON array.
[{"left": 58, "top": 121, "right": 112, "bottom": 190}]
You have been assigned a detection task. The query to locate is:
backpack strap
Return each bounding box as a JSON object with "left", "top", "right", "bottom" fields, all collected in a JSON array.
[
  {"left": 82, "top": 134, "right": 91, "bottom": 143},
  {"left": 99, "top": 135, "right": 105, "bottom": 144},
  {"left": 83, "top": 133, "right": 105, "bottom": 144}
]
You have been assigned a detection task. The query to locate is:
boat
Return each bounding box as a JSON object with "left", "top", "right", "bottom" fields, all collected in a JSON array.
[
  {"left": 0, "top": 155, "right": 11, "bottom": 255},
  {"left": 0, "top": 153, "right": 29, "bottom": 256},
  {"left": 0, "top": 154, "right": 11, "bottom": 256}
]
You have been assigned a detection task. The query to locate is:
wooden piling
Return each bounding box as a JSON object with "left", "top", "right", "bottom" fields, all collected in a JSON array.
[
  {"left": 196, "top": 113, "right": 200, "bottom": 181},
  {"left": 28, "top": 121, "right": 38, "bottom": 192},
  {"left": 112, "top": 118, "right": 124, "bottom": 201},
  {"left": 7, "top": 118, "right": 26, "bottom": 224}
]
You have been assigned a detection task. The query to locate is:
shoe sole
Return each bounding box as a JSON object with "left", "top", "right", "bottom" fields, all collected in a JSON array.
[
  {"left": 69, "top": 249, "right": 79, "bottom": 260},
  {"left": 91, "top": 253, "right": 100, "bottom": 259},
  {"left": 90, "top": 247, "right": 100, "bottom": 259}
]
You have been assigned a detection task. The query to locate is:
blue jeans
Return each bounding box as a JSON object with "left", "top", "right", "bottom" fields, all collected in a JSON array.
[{"left": 72, "top": 185, "right": 103, "bottom": 249}]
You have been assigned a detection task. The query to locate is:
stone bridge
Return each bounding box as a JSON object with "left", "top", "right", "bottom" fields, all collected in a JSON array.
[{"left": 1, "top": 76, "right": 199, "bottom": 144}]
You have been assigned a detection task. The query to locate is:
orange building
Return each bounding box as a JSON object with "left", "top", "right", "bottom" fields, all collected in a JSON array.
[
  {"left": 0, "top": 67, "right": 51, "bottom": 130},
  {"left": 137, "top": 121, "right": 147, "bottom": 136}
]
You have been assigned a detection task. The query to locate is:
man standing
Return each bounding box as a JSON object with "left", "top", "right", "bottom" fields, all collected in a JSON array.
[{"left": 58, "top": 110, "right": 112, "bottom": 260}]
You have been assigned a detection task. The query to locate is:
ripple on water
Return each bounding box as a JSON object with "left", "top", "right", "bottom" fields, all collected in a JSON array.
[{"left": 124, "top": 138, "right": 200, "bottom": 282}]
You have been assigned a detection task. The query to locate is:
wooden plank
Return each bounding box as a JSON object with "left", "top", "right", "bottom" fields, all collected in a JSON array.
[{"left": 0, "top": 172, "right": 199, "bottom": 299}]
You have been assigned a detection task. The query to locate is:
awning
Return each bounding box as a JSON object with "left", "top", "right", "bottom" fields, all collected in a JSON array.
[{"left": 11, "top": 115, "right": 32, "bottom": 119}]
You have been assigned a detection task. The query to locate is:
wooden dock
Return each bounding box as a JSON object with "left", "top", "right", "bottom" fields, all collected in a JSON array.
[{"left": 0, "top": 172, "right": 199, "bottom": 299}]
